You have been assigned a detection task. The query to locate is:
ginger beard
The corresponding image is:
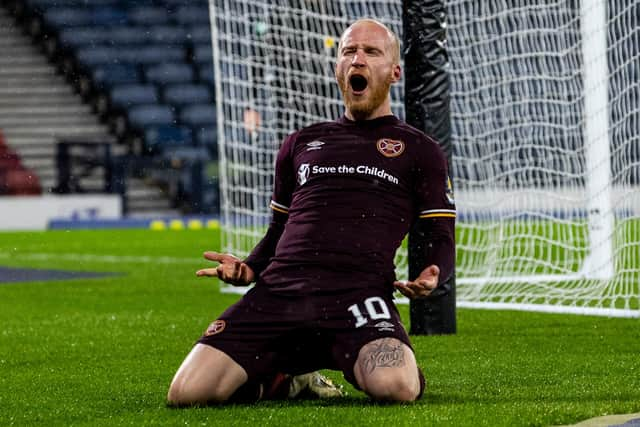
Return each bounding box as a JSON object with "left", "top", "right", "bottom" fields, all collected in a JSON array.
[{"left": 337, "top": 70, "right": 394, "bottom": 121}]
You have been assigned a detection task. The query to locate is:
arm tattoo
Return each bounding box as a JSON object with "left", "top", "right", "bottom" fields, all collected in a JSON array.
[{"left": 361, "top": 338, "right": 406, "bottom": 374}]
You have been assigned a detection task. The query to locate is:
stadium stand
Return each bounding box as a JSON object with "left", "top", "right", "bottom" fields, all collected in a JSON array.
[
  {"left": 144, "top": 62, "right": 195, "bottom": 85},
  {"left": 0, "top": 130, "right": 41, "bottom": 195},
  {"left": 163, "top": 84, "right": 212, "bottom": 107},
  {"left": 1, "top": 0, "right": 220, "bottom": 215}
]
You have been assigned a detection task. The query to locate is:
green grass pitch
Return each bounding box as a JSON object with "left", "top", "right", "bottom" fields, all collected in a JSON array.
[{"left": 0, "top": 229, "right": 639, "bottom": 426}]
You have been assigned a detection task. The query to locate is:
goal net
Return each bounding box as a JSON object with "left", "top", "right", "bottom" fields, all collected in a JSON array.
[{"left": 209, "top": 0, "right": 640, "bottom": 317}]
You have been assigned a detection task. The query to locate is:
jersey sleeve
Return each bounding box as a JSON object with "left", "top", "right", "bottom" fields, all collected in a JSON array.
[
  {"left": 244, "top": 133, "right": 297, "bottom": 276},
  {"left": 269, "top": 132, "right": 296, "bottom": 214},
  {"left": 414, "top": 138, "right": 456, "bottom": 219},
  {"left": 412, "top": 138, "right": 456, "bottom": 287}
]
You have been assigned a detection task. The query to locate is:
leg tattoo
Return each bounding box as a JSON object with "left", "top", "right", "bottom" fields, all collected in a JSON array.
[{"left": 361, "top": 338, "right": 406, "bottom": 374}]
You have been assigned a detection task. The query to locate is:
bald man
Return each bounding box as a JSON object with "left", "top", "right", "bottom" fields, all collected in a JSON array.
[{"left": 167, "top": 19, "right": 456, "bottom": 405}]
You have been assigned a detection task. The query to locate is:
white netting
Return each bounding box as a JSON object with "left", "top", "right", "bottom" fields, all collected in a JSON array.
[{"left": 210, "top": 0, "right": 640, "bottom": 316}]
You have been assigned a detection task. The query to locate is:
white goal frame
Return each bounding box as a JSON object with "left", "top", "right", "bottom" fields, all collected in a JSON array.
[{"left": 208, "top": 0, "right": 640, "bottom": 317}]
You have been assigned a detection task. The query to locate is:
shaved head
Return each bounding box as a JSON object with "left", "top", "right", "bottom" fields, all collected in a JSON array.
[
  {"left": 335, "top": 18, "right": 402, "bottom": 120},
  {"left": 338, "top": 19, "right": 400, "bottom": 65}
]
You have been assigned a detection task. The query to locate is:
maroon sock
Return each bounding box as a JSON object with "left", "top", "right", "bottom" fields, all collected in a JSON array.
[
  {"left": 262, "top": 373, "right": 292, "bottom": 400},
  {"left": 227, "top": 381, "right": 262, "bottom": 403},
  {"left": 227, "top": 373, "right": 292, "bottom": 403}
]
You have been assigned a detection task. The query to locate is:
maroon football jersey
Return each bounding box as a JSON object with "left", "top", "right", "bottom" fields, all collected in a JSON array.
[{"left": 248, "top": 115, "right": 455, "bottom": 295}]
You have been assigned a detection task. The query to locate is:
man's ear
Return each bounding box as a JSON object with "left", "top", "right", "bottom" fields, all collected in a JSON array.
[{"left": 391, "top": 64, "right": 401, "bottom": 83}]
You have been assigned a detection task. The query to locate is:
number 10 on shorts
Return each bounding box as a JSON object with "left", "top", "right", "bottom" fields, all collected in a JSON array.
[{"left": 347, "top": 296, "right": 391, "bottom": 328}]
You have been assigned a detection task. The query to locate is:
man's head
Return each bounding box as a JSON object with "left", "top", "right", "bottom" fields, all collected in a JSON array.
[{"left": 335, "top": 19, "right": 401, "bottom": 121}]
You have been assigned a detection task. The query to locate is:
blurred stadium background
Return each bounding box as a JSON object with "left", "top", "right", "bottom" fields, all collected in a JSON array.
[
  {"left": 1, "top": 0, "right": 220, "bottom": 224},
  {"left": 0, "top": 1, "right": 639, "bottom": 425},
  {"left": 0, "top": 0, "right": 638, "bottom": 315}
]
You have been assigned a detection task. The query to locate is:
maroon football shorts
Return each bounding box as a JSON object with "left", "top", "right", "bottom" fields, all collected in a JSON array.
[{"left": 197, "top": 284, "right": 414, "bottom": 388}]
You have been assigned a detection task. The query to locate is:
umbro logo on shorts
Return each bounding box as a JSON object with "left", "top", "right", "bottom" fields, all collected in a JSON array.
[{"left": 374, "top": 321, "right": 395, "bottom": 332}]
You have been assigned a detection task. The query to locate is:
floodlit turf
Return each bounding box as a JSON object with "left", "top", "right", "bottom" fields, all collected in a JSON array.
[{"left": 0, "top": 229, "right": 639, "bottom": 426}]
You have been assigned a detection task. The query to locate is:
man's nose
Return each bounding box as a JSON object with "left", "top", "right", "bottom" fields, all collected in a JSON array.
[{"left": 351, "top": 50, "right": 366, "bottom": 66}]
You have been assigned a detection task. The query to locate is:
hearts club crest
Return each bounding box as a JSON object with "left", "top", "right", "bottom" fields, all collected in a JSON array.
[
  {"left": 204, "top": 319, "right": 226, "bottom": 336},
  {"left": 376, "top": 138, "right": 405, "bottom": 158}
]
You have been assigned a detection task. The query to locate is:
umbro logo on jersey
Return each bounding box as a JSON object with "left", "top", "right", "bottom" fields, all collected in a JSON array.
[
  {"left": 376, "top": 138, "right": 405, "bottom": 158},
  {"left": 306, "top": 140, "right": 325, "bottom": 151}
]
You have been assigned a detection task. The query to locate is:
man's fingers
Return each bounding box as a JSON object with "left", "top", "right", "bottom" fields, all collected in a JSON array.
[
  {"left": 424, "top": 264, "right": 440, "bottom": 279},
  {"left": 409, "top": 280, "right": 436, "bottom": 294},
  {"left": 203, "top": 251, "right": 238, "bottom": 264},
  {"left": 196, "top": 267, "right": 219, "bottom": 277},
  {"left": 393, "top": 281, "right": 415, "bottom": 298},
  {"left": 231, "top": 261, "right": 242, "bottom": 280},
  {"left": 394, "top": 279, "right": 436, "bottom": 299},
  {"left": 417, "top": 279, "right": 437, "bottom": 290},
  {"left": 239, "top": 263, "right": 252, "bottom": 282}
]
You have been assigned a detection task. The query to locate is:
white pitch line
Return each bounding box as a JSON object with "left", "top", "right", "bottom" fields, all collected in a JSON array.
[{"left": 0, "top": 252, "right": 203, "bottom": 265}]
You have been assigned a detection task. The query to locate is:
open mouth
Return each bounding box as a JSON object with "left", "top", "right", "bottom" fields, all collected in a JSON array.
[{"left": 349, "top": 74, "right": 368, "bottom": 93}]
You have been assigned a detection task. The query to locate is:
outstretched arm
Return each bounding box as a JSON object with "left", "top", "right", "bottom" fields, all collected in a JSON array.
[
  {"left": 197, "top": 133, "right": 297, "bottom": 285},
  {"left": 403, "top": 137, "right": 456, "bottom": 299}
]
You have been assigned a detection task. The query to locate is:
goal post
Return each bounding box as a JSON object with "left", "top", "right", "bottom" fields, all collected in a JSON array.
[
  {"left": 209, "top": 1, "right": 640, "bottom": 317},
  {"left": 403, "top": 0, "right": 456, "bottom": 334},
  {"left": 579, "top": 0, "right": 614, "bottom": 279}
]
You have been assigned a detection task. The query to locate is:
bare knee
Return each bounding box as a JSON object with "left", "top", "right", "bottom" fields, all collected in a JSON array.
[
  {"left": 167, "top": 375, "right": 230, "bottom": 406},
  {"left": 354, "top": 338, "right": 421, "bottom": 402},
  {"left": 167, "top": 344, "right": 247, "bottom": 406},
  {"left": 361, "top": 372, "right": 421, "bottom": 402}
]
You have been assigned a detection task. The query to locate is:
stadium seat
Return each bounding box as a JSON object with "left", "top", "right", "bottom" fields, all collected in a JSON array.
[
  {"left": 144, "top": 125, "right": 194, "bottom": 153},
  {"left": 108, "top": 26, "right": 152, "bottom": 45},
  {"left": 0, "top": 151, "right": 22, "bottom": 170},
  {"left": 28, "top": 0, "right": 120, "bottom": 12},
  {"left": 2, "top": 169, "right": 42, "bottom": 196},
  {"left": 76, "top": 46, "right": 122, "bottom": 68},
  {"left": 127, "top": 104, "right": 176, "bottom": 130},
  {"left": 148, "top": 25, "right": 189, "bottom": 45},
  {"left": 124, "top": 45, "right": 185, "bottom": 65},
  {"left": 92, "top": 64, "right": 142, "bottom": 89},
  {"left": 197, "top": 63, "right": 214, "bottom": 86},
  {"left": 109, "top": 84, "right": 159, "bottom": 109},
  {"left": 26, "top": 0, "right": 77, "bottom": 13},
  {"left": 163, "top": 0, "right": 195, "bottom": 7},
  {"left": 144, "top": 62, "right": 194, "bottom": 85},
  {"left": 176, "top": 6, "right": 210, "bottom": 25},
  {"left": 127, "top": 7, "right": 172, "bottom": 26},
  {"left": 91, "top": 6, "right": 128, "bottom": 26},
  {"left": 58, "top": 27, "right": 112, "bottom": 50},
  {"left": 43, "top": 7, "right": 92, "bottom": 28},
  {"left": 179, "top": 103, "right": 217, "bottom": 128},
  {"left": 191, "top": 44, "right": 213, "bottom": 65},
  {"left": 188, "top": 25, "right": 212, "bottom": 44},
  {"left": 194, "top": 125, "right": 218, "bottom": 158},
  {"left": 77, "top": 46, "right": 185, "bottom": 67},
  {"left": 162, "top": 146, "right": 210, "bottom": 164},
  {"left": 163, "top": 84, "right": 212, "bottom": 107}
]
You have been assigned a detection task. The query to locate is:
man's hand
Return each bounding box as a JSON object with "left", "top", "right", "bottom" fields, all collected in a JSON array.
[
  {"left": 393, "top": 265, "right": 439, "bottom": 299},
  {"left": 196, "top": 251, "right": 255, "bottom": 286}
]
